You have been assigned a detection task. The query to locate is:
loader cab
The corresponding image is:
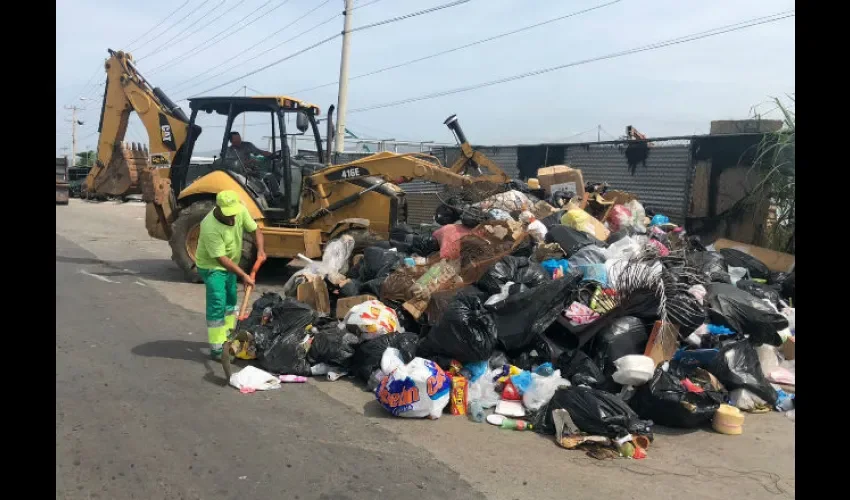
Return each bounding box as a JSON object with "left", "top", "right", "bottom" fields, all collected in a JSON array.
[{"left": 177, "top": 96, "right": 325, "bottom": 221}]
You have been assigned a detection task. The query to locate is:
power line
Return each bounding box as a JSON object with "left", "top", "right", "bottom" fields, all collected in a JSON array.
[
  {"left": 124, "top": 0, "right": 193, "bottom": 52},
  {"left": 136, "top": 0, "right": 225, "bottom": 61},
  {"left": 349, "top": 11, "right": 795, "bottom": 114},
  {"left": 134, "top": 0, "right": 214, "bottom": 58},
  {"left": 146, "top": 0, "right": 286, "bottom": 76},
  {"left": 352, "top": 0, "right": 387, "bottom": 10},
  {"left": 183, "top": 0, "right": 475, "bottom": 98},
  {"left": 294, "top": 0, "right": 622, "bottom": 94},
  {"left": 349, "top": 0, "right": 472, "bottom": 33},
  {"left": 168, "top": 0, "right": 334, "bottom": 93}
]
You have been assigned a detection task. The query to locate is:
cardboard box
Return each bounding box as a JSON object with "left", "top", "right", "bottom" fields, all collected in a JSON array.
[
  {"left": 537, "top": 165, "right": 585, "bottom": 199},
  {"left": 644, "top": 321, "right": 680, "bottom": 367},
  {"left": 296, "top": 276, "right": 331, "bottom": 315},
  {"left": 712, "top": 238, "right": 795, "bottom": 273},
  {"left": 336, "top": 294, "right": 377, "bottom": 319},
  {"left": 779, "top": 337, "right": 795, "bottom": 361}
]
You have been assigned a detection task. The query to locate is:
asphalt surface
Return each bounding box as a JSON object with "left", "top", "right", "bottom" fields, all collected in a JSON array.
[{"left": 56, "top": 200, "right": 795, "bottom": 500}]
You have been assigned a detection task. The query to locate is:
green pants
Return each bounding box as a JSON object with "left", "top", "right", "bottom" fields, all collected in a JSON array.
[{"left": 198, "top": 268, "right": 238, "bottom": 351}]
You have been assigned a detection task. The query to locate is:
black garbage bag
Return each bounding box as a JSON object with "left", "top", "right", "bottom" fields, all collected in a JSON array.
[
  {"left": 434, "top": 202, "right": 461, "bottom": 226},
  {"left": 307, "top": 323, "right": 359, "bottom": 368},
  {"left": 489, "top": 273, "right": 580, "bottom": 351},
  {"left": 350, "top": 333, "right": 419, "bottom": 382},
  {"left": 359, "top": 247, "right": 405, "bottom": 282},
  {"left": 558, "top": 349, "right": 606, "bottom": 388},
  {"left": 665, "top": 292, "right": 707, "bottom": 331},
  {"left": 586, "top": 316, "right": 649, "bottom": 378},
  {"left": 339, "top": 279, "right": 362, "bottom": 297},
  {"left": 781, "top": 270, "right": 795, "bottom": 305},
  {"left": 477, "top": 256, "right": 551, "bottom": 295},
  {"left": 768, "top": 271, "right": 788, "bottom": 287},
  {"left": 545, "top": 225, "right": 605, "bottom": 258},
  {"left": 628, "top": 368, "right": 722, "bottom": 428},
  {"left": 259, "top": 332, "right": 313, "bottom": 376},
  {"left": 410, "top": 234, "right": 440, "bottom": 257},
  {"left": 540, "top": 210, "right": 567, "bottom": 229},
  {"left": 534, "top": 386, "right": 654, "bottom": 438},
  {"left": 250, "top": 291, "right": 285, "bottom": 314},
  {"left": 418, "top": 294, "right": 498, "bottom": 363},
  {"left": 395, "top": 332, "right": 419, "bottom": 363},
  {"left": 507, "top": 334, "right": 555, "bottom": 371},
  {"left": 549, "top": 190, "right": 575, "bottom": 209},
  {"left": 687, "top": 251, "right": 731, "bottom": 283},
  {"left": 719, "top": 248, "right": 770, "bottom": 280},
  {"left": 263, "top": 298, "right": 319, "bottom": 341},
  {"left": 460, "top": 206, "right": 488, "bottom": 228},
  {"left": 736, "top": 280, "right": 782, "bottom": 307},
  {"left": 705, "top": 284, "right": 788, "bottom": 346},
  {"left": 708, "top": 339, "right": 778, "bottom": 405}
]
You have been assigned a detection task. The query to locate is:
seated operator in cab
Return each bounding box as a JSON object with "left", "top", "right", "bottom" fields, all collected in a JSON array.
[{"left": 226, "top": 131, "right": 272, "bottom": 176}]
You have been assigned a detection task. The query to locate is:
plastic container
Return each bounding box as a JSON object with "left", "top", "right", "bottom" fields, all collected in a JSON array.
[{"left": 713, "top": 404, "right": 745, "bottom": 435}]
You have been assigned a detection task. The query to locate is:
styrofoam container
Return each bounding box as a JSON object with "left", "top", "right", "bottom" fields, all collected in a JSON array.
[{"left": 612, "top": 355, "right": 656, "bottom": 386}]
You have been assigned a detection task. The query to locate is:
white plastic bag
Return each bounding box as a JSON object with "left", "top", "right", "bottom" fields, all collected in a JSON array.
[
  {"left": 522, "top": 370, "right": 571, "bottom": 411},
  {"left": 527, "top": 220, "right": 548, "bottom": 243},
  {"left": 282, "top": 235, "right": 355, "bottom": 294},
  {"left": 375, "top": 357, "right": 451, "bottom": 418},
  {"left": 728, "top": 266, "right": 748, "bottom": 285},
  {"left": 755, "top": 344, "right": 780, "bottom": 378},
  {"left": 625, "top": 200, "right": 646, "bottom": 232},
  {"left": 606, "top": 236, "right": 642, "bottom": 261},
  {"left": 344, "top": 300, "right": 401, "bottom": 340},
  {"left": 729, "top": 388, "right": 767, "bottom": 411},
  {"left": 229, "top": 365, "right": 281, "bottom": 392},
  {"left": 485, "top": 282, "right": 516, "bottom": 306},
  {"left": 612, "top": 355, "right": 655, "bottom": 386},
  {"left": 468, "top": 368, "right": 502, "bottom": 409}
]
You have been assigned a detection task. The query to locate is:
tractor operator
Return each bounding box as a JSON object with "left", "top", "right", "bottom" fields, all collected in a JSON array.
[
  {"left": 226, "top": 131, "right": 272, "bottom": 176},
  {"left": 194, "top": 190, "right": 266, "bottom": 360}
]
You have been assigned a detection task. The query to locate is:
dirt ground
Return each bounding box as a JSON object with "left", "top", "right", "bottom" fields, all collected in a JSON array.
[{"left": 56, "top": 199, "right": 795, "bottom": 500}]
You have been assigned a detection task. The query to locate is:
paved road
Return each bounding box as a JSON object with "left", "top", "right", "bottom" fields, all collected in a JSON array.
[{"left": 56, "top": 200, "right": 795, "bottom": 500}]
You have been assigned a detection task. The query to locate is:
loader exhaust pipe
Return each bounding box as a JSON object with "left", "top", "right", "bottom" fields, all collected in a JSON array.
[
  {"left": 325, "top": 104, "right": 336, "bottom": 166},
  {"left": 444, "top": 114, "right": 468, "bottom": 145}
]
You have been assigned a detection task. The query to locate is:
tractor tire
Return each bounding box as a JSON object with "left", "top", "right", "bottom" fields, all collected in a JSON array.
[{"left": 169, "top": 200, "right": 257, "bottom": 283}]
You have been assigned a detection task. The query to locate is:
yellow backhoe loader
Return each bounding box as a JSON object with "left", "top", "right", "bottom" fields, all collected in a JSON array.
[{"left": 91, "top": 49, "right": 511, "bottom": 282}]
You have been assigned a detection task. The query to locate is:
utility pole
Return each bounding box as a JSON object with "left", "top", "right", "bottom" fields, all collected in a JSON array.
[
  {"left": 334, "top": 0, "right": 354, "bottom": 154},
  {"left": 65, "top": 105, "right": 84, "bottom": 166},
  {"left": 242, "top": 85, "right": 247, "bottom": 137},
  {"left": 597, "top": 125, "right": 601, "bottom": 142}
]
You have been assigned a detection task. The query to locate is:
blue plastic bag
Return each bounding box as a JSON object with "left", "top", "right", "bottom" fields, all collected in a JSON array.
[
  {"left": 461, "top": 360, "right": 489, "bottom": 383},
  {"left": 541, "top": 259, "right": 570, "bottom": 278},
  {"left": 650, "top": 214, "right": 670, "bottom": 226},
  {"left": 510, "top": 371, "right": 533, "bottom": 395},
  {"left": 578, "top": 264, "right": 608, "bottom": 287}
]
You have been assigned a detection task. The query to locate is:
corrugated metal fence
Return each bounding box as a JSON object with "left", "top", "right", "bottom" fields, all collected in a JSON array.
[{"left": 402, "top": 139, "right": 694, "bottom": 225}]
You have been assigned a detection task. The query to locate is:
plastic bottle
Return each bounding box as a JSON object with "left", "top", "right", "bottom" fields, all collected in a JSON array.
[
  {"left": 500, "top": 418, "right": 533, "bottom": 431},
  {"left": 468, "top": 401, "right": 485, "bottom": 423},
  {"left": 279, "top": 375, "right": 308, "bottom": 383}
]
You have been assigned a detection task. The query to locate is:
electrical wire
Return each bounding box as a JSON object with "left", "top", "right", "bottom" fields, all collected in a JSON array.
[
  {"left": 147, "top": 0, "right": 288, "bottom": 75},
  {"left": 352, "top": 0, "right": 387, "bottom": 10},
  {"left": 348, "top": 11, "right": 795, "bottom": 114},
  {"left": 168, "top": 0, "right": 334, "bottom": 93},
  {"left": 135, "top": 0, "right": 214, "bottom": 60},
  {"left": 183, "top": 0, "right": 475, "bottom": 98},
  {"left": 136, "top": 0, "right": 226, "bottom": 61},
  {"left": 349, "top": 0, "right": 472, "bottom": 33},
  {"left": 294, "top": 0, "right": 622, "bottom": 94},
  {"left": 124, "top": 0, "right": 192, "bottom": 52}
]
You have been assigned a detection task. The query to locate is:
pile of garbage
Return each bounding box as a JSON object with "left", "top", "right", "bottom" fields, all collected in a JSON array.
[{"left": 228, "top": 173, "right": 796, "bottom": 460}]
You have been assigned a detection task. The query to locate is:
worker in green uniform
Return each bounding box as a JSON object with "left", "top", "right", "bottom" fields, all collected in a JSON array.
[{"left": 195, "top": 190, "right": 266, "bottom": 360}]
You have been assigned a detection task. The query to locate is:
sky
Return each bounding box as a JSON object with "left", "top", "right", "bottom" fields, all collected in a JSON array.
[{"left": 55, "top": 0, "right": 795, "bottom": 157}]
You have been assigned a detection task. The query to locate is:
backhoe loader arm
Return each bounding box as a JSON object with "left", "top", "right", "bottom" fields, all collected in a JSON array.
[
  {"left": 307, "top": 151, "right": 481, "bottom": 188},
  {"left": 86, "top": 49, "right": 191, "bottom": 196}
]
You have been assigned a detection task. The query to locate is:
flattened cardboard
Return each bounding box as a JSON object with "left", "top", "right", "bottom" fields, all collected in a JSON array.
[
  {"left": 336, "top": 294, "right": 377, "bottom": 319},
  {"left": 712, "top": 238, "right": 795, "bottom": 273}
]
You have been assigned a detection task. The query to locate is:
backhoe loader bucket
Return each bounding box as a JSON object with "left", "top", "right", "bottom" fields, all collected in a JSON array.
[{"left": 90, "top": 142, "right": 149, "bottom": 196}]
